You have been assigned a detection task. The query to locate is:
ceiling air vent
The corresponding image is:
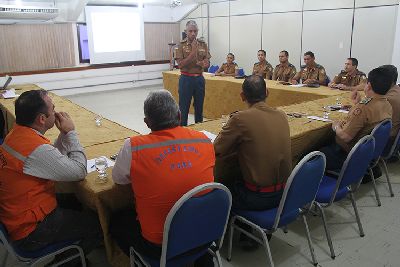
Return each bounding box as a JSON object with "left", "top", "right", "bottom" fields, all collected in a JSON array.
[{"left": 0, "top": 5, "right": 59, "bottom": 20}]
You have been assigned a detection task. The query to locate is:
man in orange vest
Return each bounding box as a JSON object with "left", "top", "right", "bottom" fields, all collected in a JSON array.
[
  {"left": 110, "top": 90, "right": 215, "bottom": 266},
  {"left": 0, "top": 90, "right": 101, "bottom": 262}
]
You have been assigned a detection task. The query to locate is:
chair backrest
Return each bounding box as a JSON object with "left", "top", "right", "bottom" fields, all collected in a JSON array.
[
  {"left": 238, "top": 68, "right": 245, "bottom": 76},
  {"left": 370, "top": 119, "right": 392, "bottom": 160},
  {"left": 383, "top": 125, "right": 400, "bottom": 159},
  {"left": 329, "top": 135, "right": 375, "bottom": 204},
  {"left": 0, "top": 222, "right": 19, "bottom": 261},
  {"left": 160, "top": 183, "right": 232, "bottom": 266},
  {"left": 208, "top": 65, "right": 219, "bottom": 73},
  {"left": 272, "top": 151, "right": 326, "bottom": 229}
]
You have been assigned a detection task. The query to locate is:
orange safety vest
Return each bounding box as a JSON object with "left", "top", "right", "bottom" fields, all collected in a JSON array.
[
  {"left": 0, "top": 125, "right": 57, "bottom": 241},
  {"left": 130, "top": 126, "right": 215, "bottom": 244}
]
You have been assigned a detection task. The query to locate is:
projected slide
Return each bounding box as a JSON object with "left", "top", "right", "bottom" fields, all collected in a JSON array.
[{"left": 85, "top": 6, "right": 145, "bottom": 64}]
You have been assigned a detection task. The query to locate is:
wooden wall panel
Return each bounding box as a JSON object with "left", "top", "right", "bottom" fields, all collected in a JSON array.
[
  {"left": 0, "top": 24, "right": 76, "bottom": 73},
  {"left": 144, "top": 23, "right": 180, "bottom": 61}
]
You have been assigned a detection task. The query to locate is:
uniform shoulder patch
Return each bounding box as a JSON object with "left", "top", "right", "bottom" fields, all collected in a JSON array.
[
  {"left": 229, "top": 110, "right": 239, "bottom": 117},
  {"left": 357, "top": 70, "right": 366, "bottom": 76},
  {"left": 359, "top": 97, "right": 372, "bottom": 104},
  {"left": 353, "top": 107, "right": 362, "bottom": 116},
  {"left": 180, "top": 39, "right": 187, "bottom": 43},
  {"left": 340, "top": 70, "right": 346, "bottom": 74},
  {"left": 300, "top": 65, "right": 306, "bottom": 70},
  {"left": 289, "top": 63, "right": 294, "bottom": 67}
]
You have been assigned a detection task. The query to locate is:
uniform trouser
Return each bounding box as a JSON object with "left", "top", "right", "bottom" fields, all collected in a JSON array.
[
  {"left": 226, "top": 179, "right": 283, "bottom": 211},
  {"left": 178, "top": 74, "right": 205, "bottom": 126},
  {"left": 109, "top": 208, "right": 213, "bottom": 266},
  {"left": 320, "top": 142, "right": 348, "bottom": 172},
  {"left": 13, "top": 194, "right": 102, "bottom": 257}
]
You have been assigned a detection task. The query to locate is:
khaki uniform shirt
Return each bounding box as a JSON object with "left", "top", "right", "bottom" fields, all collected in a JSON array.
[
  {"left": 294, "top": 63, "right": 327, "bottom": 84},
  {"left": 272, "top": 63, "right": 297, "bottom": 82},
  {"left": 174, "top": 38, "right": 211, "bottom": 74},
  {"left": 336, "top": 96, "right": 392, "bottom": 152},
  {"left": 252, "top": 61, "right": 274, "bottom": 79},
  {"left": 386, "top": 85, "right": 400, "bottom": 139},
  {"left": 214, "top": 102, "right": 292, "bottom": 187},
  {"left": 217, "top": 62, "right": 238, "bottom": 75},
  {"left": 333, "top": 70, "right": 367, "bottom": 87}
]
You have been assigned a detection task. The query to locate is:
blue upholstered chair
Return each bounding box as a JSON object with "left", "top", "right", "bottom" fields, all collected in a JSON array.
[
  {"left": 130, "top": 183, "right": 232, "bottom": 267},
  {"left": 0, "top": 222, "right": 86, "bottom": 267},
  {"left": 367, "top": 119, "right": 393, "bottom": 206},
  {"left": 227, "top": 151, "right": 326, "bottom": 267},
  {"left": 315, "top": 135, "right": 375, "bottom": 259}
]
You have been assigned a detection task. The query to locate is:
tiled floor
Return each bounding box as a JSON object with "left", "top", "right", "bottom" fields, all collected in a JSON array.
[{"left": 2, "top": 86, "right": 400, "bottom": 267}]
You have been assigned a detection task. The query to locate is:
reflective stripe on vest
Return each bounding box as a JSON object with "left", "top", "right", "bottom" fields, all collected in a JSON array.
[
  {"left": 131, "top": 138, "right": 211, "bottom": 152},
  {"left": 0, "top": 125, "right": 57, "bottom": 241}
]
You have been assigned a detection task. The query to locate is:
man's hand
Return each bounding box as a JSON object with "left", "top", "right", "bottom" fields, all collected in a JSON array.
[
  {"left": 332, "top": 121, "right": 341, "bottom": 132},
  {"left": 291, "top": 79, "right": 298, "bottom": 85},
  {"left": 336, "top": 84, "right": 347, "bottom": 90},
  {"left": 350, "top": 90, "right": 361, "bottom": 105},
  {"left": 55, "top": 112, "right": 75, "bottom": 134},
  {"left": 304, "top": 79, "right": 316, "bottom": 84},
  {"left": 328, "top": 82, "right": 336, "bottom": 88}
]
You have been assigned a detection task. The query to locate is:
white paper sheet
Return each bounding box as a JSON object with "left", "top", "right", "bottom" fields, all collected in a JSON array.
[
  {"left": 200, "top": 130, "right": 217, "bottom": 143},
  {"left": 289, "top": 84, "right": 306, "bottom": 88},
  {"left": 306, "top": 116, "right": 332, "bottom": 122},
  {"left": 87, "top": 157, "right": 115, "bottom": 173},
  {"left": 2, "top": 89, "right": 19, "bottom": 99}
]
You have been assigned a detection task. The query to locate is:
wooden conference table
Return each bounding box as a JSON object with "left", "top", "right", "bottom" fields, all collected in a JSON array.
[
  {"left": 0, "top": 81, "right": 350, "bottom": 267},
  {"left": 162, "top": 70, "right": 348, "bottom": 119}
]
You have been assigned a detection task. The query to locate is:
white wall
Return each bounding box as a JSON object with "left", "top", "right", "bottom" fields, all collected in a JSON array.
[
  {"left": 9, "top": 64, "right": 169, "bottom": 96},
  {"left": 182, "top": 0, "right": 400, "bottom": 78},
  {"left": 393, "top": 4, "right": 400, "bottom": 84}
]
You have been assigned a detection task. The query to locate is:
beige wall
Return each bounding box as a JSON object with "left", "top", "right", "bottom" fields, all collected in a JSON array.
[
  {"left": 144, "top": 23, "right": 180, "bottom": 61},
  {"left": 0, "top": 24, "right": 76, "bottom": 73},
  {"left": 0, "top": 22, "right": 180, "bottom": 73}
]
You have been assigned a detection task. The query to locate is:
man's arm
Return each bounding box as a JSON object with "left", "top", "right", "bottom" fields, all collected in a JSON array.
[
  {"left": 112, "top": 138, "right": 132, "bottom": 185},
  {"left": 214, "top": 114, "right": 241, "bottom": 159},
  {"left": 318, "top": 67, "right": 327, "bottom": 85},
  {"left": 176, "top": 41, "right": 197, "bottom": 69},
  {"left": 334, "top": 105, "right": 366, "bottom": 147},
  {"left": 291, "top": 71, "right": 301, "bottom": 84},
  {"left": 215, "top": 65, "right": 224, "bottom": 76},
  {"left": 24, "top": 130, "right": 87, "bottom": 181}
]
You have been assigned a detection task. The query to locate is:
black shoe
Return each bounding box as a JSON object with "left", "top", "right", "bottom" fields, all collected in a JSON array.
[{"left": 362, "top": 165, "right": 382, "bottom": 184}]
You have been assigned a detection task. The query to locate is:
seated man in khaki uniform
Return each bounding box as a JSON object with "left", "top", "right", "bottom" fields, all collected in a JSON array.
[
  {"left": 329, "top": 58, "right": 367, "bottom": 91},
  {"left": 291, "top": 51, "right": 327, "bottom": 85},
  {"left": 272, "top": 50, "right": 297, "bottom": 82},
  {"left": 380, "top": 65, "right": 400, "bottom": 151},
  {"left": 320, "top": 67, "right": 393, "bottom": 171},
  {"left": 214, "top": 75, "right": 292, "bottom": 249},
  {"left": 215, "top": 53, "right": 238, "bottom": 77},
  {"left": 252, "top": 50, "right": 274, "bottom": 79}
]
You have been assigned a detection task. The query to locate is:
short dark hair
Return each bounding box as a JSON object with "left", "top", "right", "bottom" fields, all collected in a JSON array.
[
  {"left": 367, "top": 67, "right": 393, "bottom": 95},
  {"left": 304, "top": 51, "right": 315, "bottom": 58},
  {"left": 242, "top": 75, "right": 267, "bottom": 104},
  {"left": 258, "top": 49, "right": 266, "bottom": 56},
  {"left": 227, "top": 53, "right": 235, "bottom": 58},
  {"left": 347, "top": 57, "right": 358, "bottom": 67},
  {"left": 281, "top": 50, "right": 289, "bottom": 57},
  {"left": 380, "top": 64, "right": 398, "bottom": 85},
  {"left": 144, "top": 90, "right": 180, "bottom": 131},
  {"left": 15, "top": 89, "right": 49, "bottom": 127}
]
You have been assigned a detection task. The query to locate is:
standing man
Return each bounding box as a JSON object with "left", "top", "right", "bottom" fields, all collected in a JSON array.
[
  {"left": 252, "top": 50, "right": 274, "bottom": 79},
  {"left": 174, "top": 20, "right": 211, "bottom": 126},
  {"left": 272, "top": 50, "right": 297, "bottom": 82},
  {"left": 329, "top": 58, "right": 367, "bottom": 91},
  {"left": 0, "top": 90, "right": 101, "bottom": 262},
  {"left": 110, "top": 90, "right": 215, "bottom": 266},
  {"left": 320, "top": 67, "right": 393, "bottom": 171},
  {"left": 291, "top": 51, "right": 327, "bottom": 85}
]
